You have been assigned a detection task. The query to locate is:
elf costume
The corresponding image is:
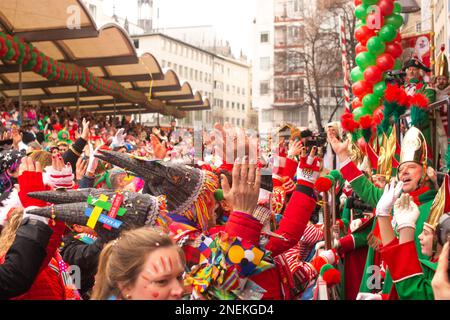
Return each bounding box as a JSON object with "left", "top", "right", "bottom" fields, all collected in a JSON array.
[{"left": 340, "top": 127, "right": 437, "bottom": 298}]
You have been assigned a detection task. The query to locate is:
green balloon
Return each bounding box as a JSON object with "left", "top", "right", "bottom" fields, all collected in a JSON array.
[
  {"left": 353, "top": 106, "right": 371, "bottom": 121},
  {"left": 379, "top": 25, "right": 397, "bottom": 42},
  {"left": 385, "top": 14, "right": 404, "bottom": 29},
  {"left": 362, "top": 0, "right": 378, "bottom": 5},
  {"left": 394, "top": 59, "right": 402, "bottom": 70},
  {"left": 393, "top": 2, "right": 402, "bottom": 14},
  {"left": 362, "top": 93, "right": 381, "bottom": 111},
  {"left": 373, "top": 81, "right": 387, "bottom": 97},
  {"left": 351, "top": 66, "right": 365, "bottom": 82},
  {"left": 4, "top": 47, "right": 15, "bottom": 60},
  {"left": 367, "top": 36, "right": 386, "bottom": 56},
  {"left": 355, "top": 4, "right": 368, "bottom": 20},
  {"left": 356, "top": 51, "right": 376, "bottom": 69}
]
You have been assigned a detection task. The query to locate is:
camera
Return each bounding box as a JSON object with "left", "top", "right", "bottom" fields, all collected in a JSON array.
[
  {"left": 385, "top": 70, "right": 406, "bottom": 86},
  {"left": 347, "top": 196, "right": 373, "bottom": 213}
]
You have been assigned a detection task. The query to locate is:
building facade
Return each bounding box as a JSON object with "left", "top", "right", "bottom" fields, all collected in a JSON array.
[
  {"left": 133, "top": 34, "right": 255, "bottom": 130},
  {"left": 253, "top": 0, "right": 344, "bottom": 136}
]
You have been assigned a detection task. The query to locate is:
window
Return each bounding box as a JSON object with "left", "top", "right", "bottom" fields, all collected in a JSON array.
[
  {"left": 174, "top": 63, "right": 178, "bottom": 73},
  {"left": 243, "top": 88, "right": 246, "bottom": 95},
  {"left": 260, "top": 32, "right": 269, "bottom": 43},
  {"left": 300, "top": 108, "right": 308, "bottom": 127},
  {"left": 236, "top": 119, "right": 240, "bottom": 126},
  {"left": 232, "top": 86, "right": 236, "bottom": 94},
  {"left": 133, "top": 39, "right": 139, "bottom": 49},
  {"left": 416, "top": 22, "right": 422, "bottom": 33},
  {"left": 200, "top": 71, "right": 203, "bottom": 82},
  {"left": 293, "top": 0, "right": 303, "bottom": 12},
  {"left": 195, "top": 70, "right": 198, "bottom": 81},
  {"left": 242, "top": 104, "right": 245, "bottom": 110},
  {"left": 237, "top": 87, "right": 241, "bottom": 95},
  {"left": 161, "top": 60, "right": 166, "bottom": 68},
  {"left": 190, "top": 68, "right": 194, "bottom": 79},
  {"left": 168, "top": 61, "right": 172, "bottom": 68},
  {"left": 260, "top": 81, "right": 269, "bottom": 95},
  {"left": 226, "top": 85, "right": 230, "bottom": 93},
  {"left": 232, "top": 102, "right": 235, "bottom": 110},
  {"left": 184, "top": 66, "right": 188, "bottom": 77},
  {"left": 226, "top": 101, "right": 230, "bottom": 109},
  {"left": 260, "top": 57, "right": 270, "bottom": 71},
  {"left": 237, "top": 103, "right": 240, "bottom": 110}
]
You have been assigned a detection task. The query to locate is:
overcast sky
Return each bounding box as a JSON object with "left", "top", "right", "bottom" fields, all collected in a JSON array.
[{"left": 103, "top": 0, "right": 257, "bottom": 58}]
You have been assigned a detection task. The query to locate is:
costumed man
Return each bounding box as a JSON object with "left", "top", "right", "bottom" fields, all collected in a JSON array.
[
  {"left": 402, "top": 57, "right": 436, "bottom": 158},
  {"left": 376, "top": 173, "right": 450, "bottom": 300},
  {"left": 328, "top": 126, "right": 438, "bottom": 299}
]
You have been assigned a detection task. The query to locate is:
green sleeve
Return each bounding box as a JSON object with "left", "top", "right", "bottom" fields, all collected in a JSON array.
[
  {"left": 393, "top": 264, "right": 435, "bottom": 300},
  {"left": 341, "top": 200, "right": 350, "bottom": 232},
  {"left": 350, "top": 175, "right": 383, "bottom": 209},
  {"left": 352, "top": 226, "right": 371, "bottom": 249}
]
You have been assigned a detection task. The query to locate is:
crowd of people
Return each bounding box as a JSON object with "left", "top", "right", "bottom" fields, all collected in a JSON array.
[{"left": 0, "top": 55, "right": 449, "bottom": 301}]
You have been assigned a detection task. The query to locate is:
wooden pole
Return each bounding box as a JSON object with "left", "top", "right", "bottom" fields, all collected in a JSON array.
[{"left": 322, "top": 191, "right": 332, "bottom": 250}]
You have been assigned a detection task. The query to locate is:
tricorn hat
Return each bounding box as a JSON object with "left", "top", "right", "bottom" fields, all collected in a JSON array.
[{"left": 403, "top": 57, "right": 431, "bottom": 73}]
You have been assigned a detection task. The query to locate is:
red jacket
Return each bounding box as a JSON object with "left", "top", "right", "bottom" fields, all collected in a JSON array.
[
  {"left": 8, "top": 171, "right": 68, "bottom": 300},
  {"left": 225, "top": 188, "right": 316, "bottom": 299}
]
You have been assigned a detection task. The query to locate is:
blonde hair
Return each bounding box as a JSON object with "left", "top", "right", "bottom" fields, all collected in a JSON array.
[
  {"left": 0, "top": 208, "right": 24, "bottom": 257},
  {"left": 29, "top": 150, "right": 52, "bottom": 169},
  {"left": 91, "top": 227, "right": 184, "bottom": 300}
]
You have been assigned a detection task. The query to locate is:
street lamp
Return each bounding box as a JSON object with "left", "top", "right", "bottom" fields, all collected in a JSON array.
[{"left": 398, "top": 0, "right": 421, "bottom": 13}]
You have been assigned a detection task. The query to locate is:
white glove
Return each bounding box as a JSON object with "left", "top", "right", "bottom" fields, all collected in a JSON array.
[
  {"left": 376, "top": 179, "right": 403, "bottom": 217},
  {"left": 393, "top": 193, "right": 420, "bottom": 231},
  {"left": 111, "top": 128, "right": 126, "bottom": 148},
  {"left": 87, "top": 144, "right": 101, "bottom": 174},
  {"left": 315, "top": 239, "right": 339, "bottom": 251},
  {"left": 339, "top": 193, "right": 348, "bottom": 207},
  {"left": 22, "top": 206, "right": 49, "bottom": 225},
  {"left": 350, "top": 219, "right": 363, "bottom": 233},
  {"left": 319, "top": 249, "right": 338, "bottom": 265},
  {"left": 296, "top": 155, "right": 321, "bottom": 185},
  {"left": 356, "top": 292, "right": 382, "bottom": 300}
]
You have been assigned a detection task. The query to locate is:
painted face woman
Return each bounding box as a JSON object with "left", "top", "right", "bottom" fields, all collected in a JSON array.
[{"left": 91, "top": 227, "right": 186, "bottom": 300}]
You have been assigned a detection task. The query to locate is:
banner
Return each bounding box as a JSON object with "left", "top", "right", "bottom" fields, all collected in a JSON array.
[{"left": 401, "top": 33, "right": 431, "bottom": 69}]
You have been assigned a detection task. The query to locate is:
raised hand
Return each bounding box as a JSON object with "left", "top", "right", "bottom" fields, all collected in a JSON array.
[
  {"left": 81, "top": 118, "right": 90, "bottom": 141},
  {"left": 150, "top": 134, "right": 167, "bottom": 160},
  {"left": 296, "top": 146, "right": 322, "bottom": 186},
  {"left": 327, "top": 127, "right": 350, "bottom": 162},
  {"left": 376, "top": 179, "right": 403, "bottom": 217},
  {"left": 76, "top": 157, "right": 88, "bottom": 181},
  {"left": 287, "top": 140, "right": 302, "bottom": 158},
  {"left": 221, "top": 157, "right": 261, "bottom": 214},
  {"left": 44, "top": 153, "right": 74, "bottom": 189},
  {"left": 393, "top": 193, "right": 420, "bottom": 231},
  {"left": 18, "top": 156, "right": 42, "bottom": 176}
]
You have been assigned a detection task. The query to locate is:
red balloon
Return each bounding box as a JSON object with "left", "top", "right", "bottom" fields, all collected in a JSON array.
[
  {"left": 354, "top": 0, "right": 362, "bottom": 5},
  {"left": 395, "top": 32, "right": 402, "bottom": 42},
  {"left": 356, "top": 43, "right": 368, "bottom": 55},
  {"left": 352, "top": 97, "right": 363, "bottom": 110},
  {"left": 366, "top": 13, "right": 384, "bottom": 31},
  {"left": 352, "top": 80, "right": 373, "bottom": 98},
  {"left": 364, "top": 66, "right": 383, "bottom": 84},
  {"left": 385, "top": 42, "right": 403, "bottom": 58},
  {"left": 355, "top": 26, "right": 376, "bottom": 46},
  {"left": 378, "top": 0, "right": 394, "bottom": 16},
  {"left": 376, "top": 53, "right": 395, "bottom": 71}
]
